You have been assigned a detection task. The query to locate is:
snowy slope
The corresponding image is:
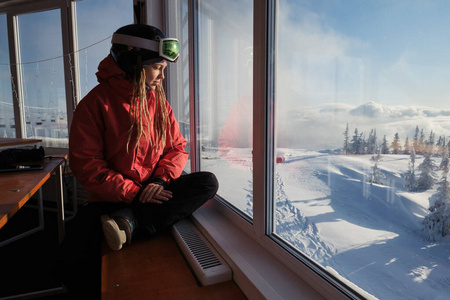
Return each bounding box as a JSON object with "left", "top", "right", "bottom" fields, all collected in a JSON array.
[{"left": 203, "top": 148, "right": 450, "bottom": 300}]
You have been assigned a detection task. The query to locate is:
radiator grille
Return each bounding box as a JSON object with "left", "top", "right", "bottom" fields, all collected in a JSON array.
[{"left": 172, "top": 218, "right": 232, "bottom": 286}]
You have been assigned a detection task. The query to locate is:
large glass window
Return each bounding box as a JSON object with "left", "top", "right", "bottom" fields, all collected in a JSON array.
[
  {"left": 273, "top": 1, "right": 450, "bottom": 299},
  {"left": 18, "top": 10, "right": 67, "bottom": 147},
  {"left": 197, "top": 0, "right": 254, "bottom": 218},
  {"left": 166, "top": 0, "right": 191, "bottom": 172},
  {"left": 76, "top": 0, "right": 132, "bottom": 99},
  {"left": 0, "top": 13, "right": 14, "bottom": 138}
]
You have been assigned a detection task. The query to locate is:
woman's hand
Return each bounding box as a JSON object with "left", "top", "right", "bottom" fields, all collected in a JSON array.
[{"left": 139, "top": 183, "right": 172, "bottom": 204}]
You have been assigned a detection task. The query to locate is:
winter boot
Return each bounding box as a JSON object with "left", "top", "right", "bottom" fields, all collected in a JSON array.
[{"left": 101, "top": 208, "right": 136, "bottom": 251}]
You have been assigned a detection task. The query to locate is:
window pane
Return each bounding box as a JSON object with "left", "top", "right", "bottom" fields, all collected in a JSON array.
[
  {"left": 274, "top": 1, "right": 450, "bottom": 299},
  {"left": 76, "top": 0, "right": 132, "bottom": 98},
  {"left": 0, "top": 14, "right": 15, "bottom": 138},
  {"left": 167, "top": 0, "right": 191, "bottom": 173},
  {"left": 198, "top": 0, "right": 253, "bottom": 218},
  {"left": 18, "top": 10, "right": 67, "bottom": 147}
]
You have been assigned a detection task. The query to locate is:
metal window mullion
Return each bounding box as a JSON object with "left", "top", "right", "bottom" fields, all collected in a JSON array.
[
  {"left": 265, "top": 0, "right": 276, "bottom": 236},
  {"left": 7, "top": 13, "right": 25, "bottom": 138},
  {"left": 61, "top": 0, "right": 80, "bottom": 135},
  {"left": 188, "top": 0, "right": 200, "bottom": 172},
  {"left": 253, "top": 0, "right": 274, "bottom": 237}
]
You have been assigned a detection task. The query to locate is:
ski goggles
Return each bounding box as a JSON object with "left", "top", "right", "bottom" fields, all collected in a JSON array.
[
  {"left": 158, "top": 38, "right": 180, "bottom": 62},
  {"left": 112, "top": 33, "right": 180, "bottom": 62}
]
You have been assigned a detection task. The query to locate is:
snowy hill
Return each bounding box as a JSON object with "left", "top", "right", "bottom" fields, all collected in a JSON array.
[{"left": 203, "top": 148, "right": 450, "bottom": 300}]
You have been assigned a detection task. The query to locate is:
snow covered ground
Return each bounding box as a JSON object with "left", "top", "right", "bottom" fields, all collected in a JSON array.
[{"left": 202, "top": 148, "right": 450, "bottom": 300}]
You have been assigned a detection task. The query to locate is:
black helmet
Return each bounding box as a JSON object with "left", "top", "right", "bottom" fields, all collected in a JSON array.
[{"left": 110, "top": 24, "right": 179, "bottom": 77}]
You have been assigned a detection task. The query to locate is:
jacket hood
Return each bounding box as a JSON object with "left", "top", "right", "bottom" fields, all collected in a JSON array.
[
  {"left": 96, "top": 54, "right": 157, "bottom": 99},
  {"left": 96, "top": 54, "right": 133, "bottom": 92}
]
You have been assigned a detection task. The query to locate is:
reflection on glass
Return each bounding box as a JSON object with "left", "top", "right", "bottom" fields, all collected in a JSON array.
[
  {"left": 166, "top": 0, "right": 191, "bottom": 173},
  {"left": 76, "top": 0, "right": 132, "bottom": 98},
  {"left": 18, "top": 10, "right": 66, "bottom": 147},
  {"left": 198, "top": 0, "right": 253, "bottom": 218},
  {"left": 0, "top": 14, "right": 15, "bottom": 138},
  {"left": 274, "top": 1, "right": 450, "bottom": 299}
]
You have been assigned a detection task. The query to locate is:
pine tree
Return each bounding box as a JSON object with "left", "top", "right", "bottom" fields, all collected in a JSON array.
[
  {"left": 436, "top": 136, "right": 444, "bottom": 155},
  {"left": 428, "top": 130, "right": 435, "bottom": 155},
  {"left": 342, "top": 123, "right": 350, "bottom": 154},
  {"left": 369, "top": 151, "right": 385, "bottom": 185},
  {"left": 404, "top": 148, "right": 417, "bottom": 191},
  {"left": 442, "top": 137, "right": 447, "bottom": 157},
  {"left": 350, "top": 128, "right": 360, "bottom": 154},
  {"left": 437, "top": 136, "right": 447, "bottom": 157},
  {"left": 403, "top": 136, "right": 410, "bottom": 155},
  {"left": 381, "top": 135, "right": 389, "bottom": 154},
  {"left": 423, "top": 146, "right": 450, "bottom": 241},
  {"left": 391, "top": 133, "right": 401, "bottom": 154},
  {"left": 366, "top": 128, "right": 377, "bottom": 155},
  {"left": 358, "top": 132, "right": 366, "bottom": 155},
  {"left": 413, "top": 126, "right": 420, "bottom": 154},
  {"left": 440, "top": 146, "right": 449, "bottom": 171},
  {"left": 419, "top": 129, "right": 425, "bottom": 154},
  {"left": 416, "top": 145, "right": 437, "bottom": 190}
]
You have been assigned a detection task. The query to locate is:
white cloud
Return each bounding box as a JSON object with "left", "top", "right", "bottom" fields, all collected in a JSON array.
[{"left": 277, "top": 101, "right": 450, "bottom": 150}]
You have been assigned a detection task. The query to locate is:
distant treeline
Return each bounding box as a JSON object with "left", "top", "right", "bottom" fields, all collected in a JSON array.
[
  {"left": 342, "top": 123, "right": 450, "bottom": 241},
  {"left": 342, "top": 123, "right": 448, "bottom": 156}
]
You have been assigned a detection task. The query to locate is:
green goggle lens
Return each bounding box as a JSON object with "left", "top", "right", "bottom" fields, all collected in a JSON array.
[{"left": 161, "top": 39, "right": 180, "bottom": 61}]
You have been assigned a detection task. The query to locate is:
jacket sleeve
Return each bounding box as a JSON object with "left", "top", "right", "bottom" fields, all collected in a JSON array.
[
  {"left": 69, "top": 98, "right": 141, "bottom": 203},
  {"left": 152, "top": 104, "right": 188, "bottom": 184}
]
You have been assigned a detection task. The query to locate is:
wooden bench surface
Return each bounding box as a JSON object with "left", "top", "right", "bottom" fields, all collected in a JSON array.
[
  {"left": 0, "top": 157, "right": 65, "bottom": 229},
  {"left": 101, "top": 232, "right": 247, "bottom": 300}
]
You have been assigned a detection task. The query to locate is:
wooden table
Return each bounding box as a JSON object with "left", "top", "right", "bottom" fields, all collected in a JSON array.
[
  {"left": 0, "top": 156, "right": 67, "bottom": 246},
  {"left": 0, "top": 138, "right": 42, "bottom": 149}
]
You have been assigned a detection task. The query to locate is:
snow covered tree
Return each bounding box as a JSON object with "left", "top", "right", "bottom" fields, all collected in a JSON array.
[
  {"left": 350, "top": 128, "right": 366, "bottom": 155},
  {"left": 391, "top": 133, "right": 401, "bottom": 154},
  {"left": 404, "top": 148, "right": 417, "bottom": 191},
  {"left": 413, "top": 126, "right": 420, "bottom": 154},
  {"left": 427, "top": 130, "right": 435, "bottom": 155},
  {"left": 416, "top": 146, "right": 437, "bottom": 190},
  {"left": 428, "top": 130, "right": 435, "bottom": 145},
  {"left": 419, "top": 129, "right": 426, "bottom": 154},
  {"left": 381, "top": 135, "right": 389, "bottom": 154},
  {"left": 438, "top": 136, "right": 447, "bottom": 157},
  {"left": 342, "top": 123, "right": 350, "bottom": 154},
  {"left": 423, "top": 146, "right": 450, "bottom": 241},
  {"left": 369, "top": 151, "right": 385, "bottom": 185},
  {"left": 436, "top": 135, "right": 445, "bottom": 156},
  {"left": 366, "top": 128, "right": 377, "bottom": 155},
  {"left": 358, "top": 132, "right": 366, "bottom": 155},
  {"left": 440, "top": 146, "right": 449, "bottom": 171},
  {"left": 350, "top": 128, "right": 361, "bottom": 154},
  {"left": 403, "top": 136, "right": 410, "bottom": 155}
]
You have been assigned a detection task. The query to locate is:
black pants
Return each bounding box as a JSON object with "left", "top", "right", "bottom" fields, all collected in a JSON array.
[{"left": 58, "top": 171, "right": 218, "bottom": 299}]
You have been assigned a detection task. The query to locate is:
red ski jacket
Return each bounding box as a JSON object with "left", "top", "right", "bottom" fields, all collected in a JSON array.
[{"left": 69, "top": 55, "right": 188, "bottom": 203}]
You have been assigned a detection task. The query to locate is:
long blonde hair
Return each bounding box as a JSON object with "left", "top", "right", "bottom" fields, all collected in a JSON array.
[{"left": 126, "top": 66, "right": 173, "bottom": 153}]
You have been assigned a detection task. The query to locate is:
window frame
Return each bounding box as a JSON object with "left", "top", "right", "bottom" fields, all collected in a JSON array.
[
  {"left": 0, "top": 0, "right": 79, "bottom": 146},
  {"left": 181, "top": 0, "right": 366, "bottom": 298}
]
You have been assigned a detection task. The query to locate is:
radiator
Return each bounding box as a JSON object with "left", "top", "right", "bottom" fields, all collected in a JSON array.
[{"left": 171, "top": 218, "right": 232, "bottom": 286}]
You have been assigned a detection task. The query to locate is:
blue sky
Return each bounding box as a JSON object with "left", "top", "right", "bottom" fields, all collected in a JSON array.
[
  {"left": 279, "top": 0, "right": 450, "bottom": 109},
  {"left": 317, "top": 0, "right": 450, "bottom": 65}
]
